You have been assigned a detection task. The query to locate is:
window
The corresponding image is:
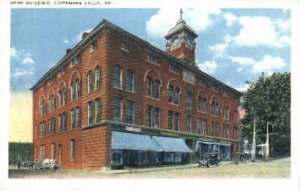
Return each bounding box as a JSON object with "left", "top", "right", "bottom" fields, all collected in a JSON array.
[
  {"left": 95, "top": 98, "right": 101, "bottom": 123},
  {"left": 223, "top": 106, "right": 230, "bottom": 120},
  {"left": 95, "top": 66, "right": 102, "bottom": 90},
  {"left": 59, "top": 66, "right": 66, "bottom": 76},
  {"left": 71, "top": 79, "right": 81, "bottom": 100},
  {"left": 213, "top": 85, "right": 220, "bottom": 92},
  {"left": 59, "top": 87, "right": 66, "bottom": 106},
  {"left": 51, "top": 143, "right": 56, "bottom": 159},
  {"left": 87, "top": 71, "right": 94, "bottom": 93},
  {"left": 75, "top": 107, "right": 81, "bottom": 128},
  {"left": 153, "top": 80, "right": 160, "bottom": 99},
  {"left": 88, "top": 101, "right": 95, "bottom": 125},
  {"left": 39, "top": 145, "right": 45, "bottom": 160},
  {"left": 39, "top": 100, "right": 46, "bottom": 116},
  {"left": 48, "top": 95, "right": 55, "bottom": 112},
  {"left": 198, "top": 119, "right": 206, "bottom": 135},
  {"left": 198, "top": 93, "right": 207, "bottom": 113},
  {"left": 49, "top": 118, "right": 55, "bottom": 135},
  {"left": 71, "top": 109, "right": 76, "bottom": 129},
  {"left": 223, "top": 89, "right": 230, "bottom": 97},
  {"left": 91, "top": 41, "right": 98, "bottom": 52},
  {"left": 113, "top": 97, "right": 122, "bottom": 122},
  {"left": 121, "top": 40, "right": 129, "bottom": 51},
  {"left": 169, "top": 63, "right": 180, "bottom": 74},
  {"left": 186, "top": 91, "right": 192, "bottom": 109},
  {"left": 233, "top": 126, "right": 238, "bottom": 139},
  {"left": 186, "top": 115, "right": 192, "bottom": 133},
  {"left": 70, "top": 139, "right": 75, "bottom": 161},
  {"left": 71, "top": 55, "right": 79, "bottom": 66},
  {"left": 168, "top": 111, "right": 174, "bottom": 130},
  {"left": 223, "top": 124, "right": 229, "bottom": 138},
  {"left": 146, "top": 77, "right": 152, "bottom": 97},
  {"left": 40, "top": 121, "right": 46, "bottom": 137},
  {"left": 168, "top": 111, "right": 180, "bottom": 131},
  {"left": 148, "top": 54, "right": 161, "bottom": 65},
  {"left": 211, "top": 97, "right": 219, "bottom": 116},
  {"left": 126, "top": 100, "right": 134, "bottom": 124},
  {"left": 113, "top": 65, "right": 122, "bottom": 89},
  {"left": 146, "top": 106, "right": 160, "bottom": 128},
  {"left": 126, "top": 70, "right": 134, "bottom": 92},
  {"left": 168, "top": 83, "right": 180, "bottom": 105},
  {"left": 212, "top": 122, "right": 218, "bottom": 136},
  {"left": 59, "top": 113, "right": 67, "bottom": 133}
]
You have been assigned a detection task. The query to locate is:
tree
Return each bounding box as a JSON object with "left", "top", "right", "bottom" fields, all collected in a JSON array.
[{"left": 241, "top": 72, "right": 290, "bottom": 156}]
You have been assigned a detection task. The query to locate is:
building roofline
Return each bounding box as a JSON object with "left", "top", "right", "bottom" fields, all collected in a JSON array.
[{"left": 30, "top": 19, "right": 242, "bottom": 97}]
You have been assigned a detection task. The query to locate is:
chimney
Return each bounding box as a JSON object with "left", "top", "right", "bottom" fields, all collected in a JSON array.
[
  {"left": 82, "top": 32, "right": 90, "bottom": 39},
  {"left": 66, "top": 48, "right": 72, "bottom": 54}
]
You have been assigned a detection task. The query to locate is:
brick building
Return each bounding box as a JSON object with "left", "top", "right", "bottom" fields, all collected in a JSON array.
[{"left": 31, "top": 14, "right": 242, "bottom": 169}]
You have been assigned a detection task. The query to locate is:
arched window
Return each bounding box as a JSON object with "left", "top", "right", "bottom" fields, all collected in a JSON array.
[
  {"left": 39, "top": 99, "right": 46, "bottom": 116},
  {"left": 211, "top": 97, "right": 219, "bottom": 116},
  {"left": 168, "top": 80, "right": 180, "bottom": 105},
  {"left": 58, "top": 83, "right": 67, "bottom": 106},
  {"left": 223, "top": 124, "right": 229, "bottom": 138},
  {"left": 71, "top": 76, "right": 81, "bottom": 101},
  {"left": 198, "top": 92, "right": 207, "bottom": 113},
  {"left": 223, "top": 106, "right": 230, "bottom": 120},
  {"left": 212, "top": 121, "right": 218, "bottom": 136},
  {"left": 48, "top": 93, "right": 55, "bottom": 112}
]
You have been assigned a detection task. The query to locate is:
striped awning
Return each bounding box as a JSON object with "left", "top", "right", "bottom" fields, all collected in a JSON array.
[{"left": 152, "top": 136, "right": 192, "bottom": 153}]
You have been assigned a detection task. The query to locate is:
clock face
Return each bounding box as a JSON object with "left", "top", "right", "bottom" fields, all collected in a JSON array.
[{"left": 172, "top": 36, "right": 179, "bottom": 47}]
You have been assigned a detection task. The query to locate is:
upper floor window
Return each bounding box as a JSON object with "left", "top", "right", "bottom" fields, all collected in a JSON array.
[
  {"left": 126, "top": 100, "right": 134, "bottom": 124},
  {"left": 91, "top": 41, "right": 98, "bottom": 52},
  {"left": 212, "top": 121, "right": 218, "bottom": 136},
  {"left": 39, "top": 145, "right": 45, "bottom": 160},
  {"left": 186, "top": 115, "right": 192, "bottom": 133},
  {"left": 88, "top": 101, "right": 95, "bottom": 125},
  {"left": 223, "top": 89, "right": 230, "bottom": 97},
  {"left": 198, "top": 93, "right": 208, "bottom": 113},
  {"left": 71, "top": 107, "right": 81, "bottom": 129},
  {"left": 59, "top": 66, "right": 66, "bottom": 77},
  {"left": 168, "top": 111, "right": 180, "bottom": 131},
  {"left": 87, "top": 71, "right": 94, "bottom": 93},
  {"left": 121, "top": 40, "right": 129, "bottom": 51},
  {"left": 113, "top": 97, "right": 122, "bottom": 122},
  {"left": 198, "top": 119, "right": 206, "bottom": 135},
  {"left": 58, "top": 112, "right": 67, "bottom": 133},
  {"left": 39, "top": 100, "right": 46, "bottom": 116},
  {"left": 49, "top": 118, "right": 55, "bottom": 135},
  {"left": 95, "top": 66, "right": 102, "bottom": 90},
  {"left": 71, "top": 55, "right": 79, "bottom": 66},
  {"left": 40, "top": 121, "right": 46, "bottom": 137},
  {"left": 223, "top": 124, "right": 229, "bottom": 138},
  {"left": 146, "top": 77, "right": 160, "bottom": 99},
  {"left": 213, "top": 84, "right": 220, "bottom": 92},
  {"left": 169, "top": 63, "right": 180, "bottom": 74},
  {"left": 148, "top": 54, "right": 161, "bottom": 65},
  {"left": 113, "top": 65, "right": 122, "bottom": 89},
  {"left": 233, "top": 126, "right": 239, "bottom": 139},
  {"left": 186, "top": 91, "right": 192, "bottom": 110},
  {"left": 48, "top": 95, "right": 55, "bottom": 112},
  {"left": 95, "top": 98, "right": 101, "bottom": 123},
  {"left": 211, "top": 97, "right": 219, "bottom": 116},
  {"left": 223, "top": 106, "right": 230, "bottom": 120},
  {"left": 58, "top": 86, "right": 67, "bottom": 106},
  {"left": 51, "top": 143, "right": 56, "bottom": 160},
  {"left": 87, "top": 99, "right": 101, "bottom": 125},
  {"left": 126, "top": 70, "right": 134, "bottom": 92},
  {"left": 71, "top": 79, "right": 81, "bottom": 100},
  {"left": 168, "top": 83, "right": 180, "bottom": 105},
  {"left": 146, "top": 106, "right": 160, "bottom": 128},
  {"left": 70, "top": 139, "right": 75, "bottom": 161}
]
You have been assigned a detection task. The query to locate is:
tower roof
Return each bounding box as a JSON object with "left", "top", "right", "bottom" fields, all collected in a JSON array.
[{"left": 165, "top": 10, "right": 198, "bottom": 39}]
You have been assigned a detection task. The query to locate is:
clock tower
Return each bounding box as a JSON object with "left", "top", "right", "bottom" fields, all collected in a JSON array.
[{"left": 165, "top": 9, "right": 198, "bottom": 66}]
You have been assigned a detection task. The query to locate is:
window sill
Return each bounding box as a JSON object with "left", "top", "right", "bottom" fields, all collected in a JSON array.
[
  {"left": 145, "top": 96, "right": 160, "bottom": 101},
  {"left": 168, "top": 102, "right": 180, "bottom": 107},
  {"left": 146, "top": 59, "right": 161, "bottom": 66},
  {"left": 121, "top": 48, "right": 129, "bottom": 53}
]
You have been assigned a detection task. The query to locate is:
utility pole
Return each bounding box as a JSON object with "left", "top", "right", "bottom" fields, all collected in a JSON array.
[
  {"left": 265, "top": 121, "right": 269, "bottom": 160},
  {"left": 251, "top": 112, "right": 256, "bottom": 162}
]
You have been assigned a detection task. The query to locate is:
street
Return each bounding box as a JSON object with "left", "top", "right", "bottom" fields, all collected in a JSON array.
[{"left": 9, "top": 157, "right": 290, "bottom": 178}]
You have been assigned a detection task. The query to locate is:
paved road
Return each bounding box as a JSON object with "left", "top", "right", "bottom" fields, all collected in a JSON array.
[{"left": 9, "top": 157, "right": 290, "bottom": 178}]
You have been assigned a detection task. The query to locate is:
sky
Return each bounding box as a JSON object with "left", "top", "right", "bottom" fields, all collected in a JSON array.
[
  {"left": 11, "top": 8, "right": 290, "bottom": 92},
  {"left": 9, "top": 8, "right": 290, "bottom": 142}
]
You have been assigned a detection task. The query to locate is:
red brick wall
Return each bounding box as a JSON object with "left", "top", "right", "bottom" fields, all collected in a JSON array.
[{"left": 32, "top": 24, "right": 241, "bottom": 169}]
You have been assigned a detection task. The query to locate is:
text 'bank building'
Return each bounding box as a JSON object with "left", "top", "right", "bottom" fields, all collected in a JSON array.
[{"left": 31, "top": 14, "right": 242, "bottom": 169}]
